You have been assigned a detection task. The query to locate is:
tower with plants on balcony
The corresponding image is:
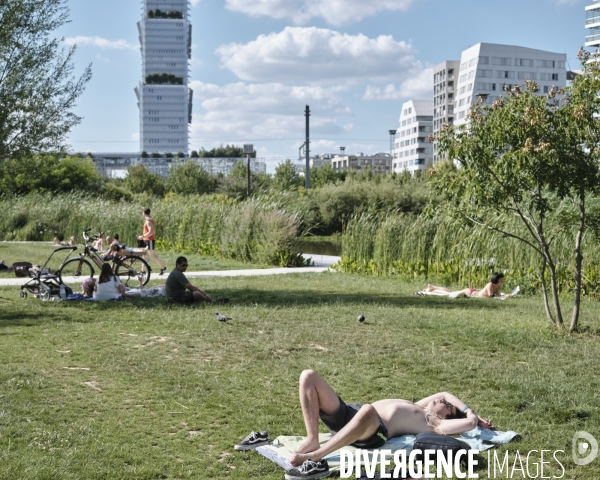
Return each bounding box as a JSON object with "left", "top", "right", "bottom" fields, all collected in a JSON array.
[{"left": 135, "top": 0, "right": 192, "bottom": 156}]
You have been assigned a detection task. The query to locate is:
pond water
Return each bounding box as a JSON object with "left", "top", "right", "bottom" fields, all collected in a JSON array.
[{"left": 293, "top": 239, "right": 342, "bottom": 256}]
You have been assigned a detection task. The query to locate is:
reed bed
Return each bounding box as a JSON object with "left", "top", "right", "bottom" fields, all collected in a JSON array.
[
  {"left": 340, "top": 210, "right": 600, "bottom": 296},
  {"left": 0, "top": 193, "right": 300, "bottom": 266}
]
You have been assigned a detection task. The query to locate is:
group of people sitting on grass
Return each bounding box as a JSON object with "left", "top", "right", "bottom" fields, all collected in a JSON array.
[{"left": 73, "top": 256, "right": 227, "bottom": 304}]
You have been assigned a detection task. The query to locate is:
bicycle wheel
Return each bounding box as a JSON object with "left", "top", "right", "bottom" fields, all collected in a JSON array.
[
  {"left": 115, "top": 256, "right": 152, "bottom": 286},
  {"left": 59, "top": 258, "right": 95, "bottom": 285}
]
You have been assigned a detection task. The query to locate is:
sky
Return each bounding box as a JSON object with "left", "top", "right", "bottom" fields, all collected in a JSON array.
[{"left": 59, "top": 0, "right": 588, "bottom": 172}]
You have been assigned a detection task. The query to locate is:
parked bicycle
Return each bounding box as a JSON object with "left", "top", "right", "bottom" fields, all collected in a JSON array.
[{"left": 57, "top": 229, "right": 152, "bottom": 286}]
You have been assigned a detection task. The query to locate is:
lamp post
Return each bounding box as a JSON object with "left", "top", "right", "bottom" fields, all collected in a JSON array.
[
  {"left": 243, "top": 144, "right": 254, "bottom": 197},
  {"left": 340, "top": 146, "right": 345, "bottom": 169},
  {"left": 388, "top": 130, "right": 397, "bottom": 157}
]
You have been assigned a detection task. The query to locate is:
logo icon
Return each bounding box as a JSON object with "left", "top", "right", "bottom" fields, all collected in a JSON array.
[{"left": 573, "top": 431, "right": 598, "bottom": 466}]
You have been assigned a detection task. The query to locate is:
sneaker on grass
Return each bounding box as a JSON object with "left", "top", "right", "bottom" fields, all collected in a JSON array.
[
  {"left": 285, "top": 460, "right": 330, "bottom": 479},
  {"left": 234, "top": 431, "right": 270, "bottom": 450}
]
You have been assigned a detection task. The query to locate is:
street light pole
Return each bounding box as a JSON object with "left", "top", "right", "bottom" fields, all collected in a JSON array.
[
  {"left": 305, "top": 105, "right": 310, "bottom": 189},
  {"left": 243, "top": 144, "right": 254, "bottom": 197}
]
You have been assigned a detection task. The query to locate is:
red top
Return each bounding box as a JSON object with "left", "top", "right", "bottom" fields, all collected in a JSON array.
[{"left": 143, "top": 216, "right": 155, "bottom": 240}]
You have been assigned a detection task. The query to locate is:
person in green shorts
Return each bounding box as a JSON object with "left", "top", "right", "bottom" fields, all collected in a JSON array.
[{"left": 165, "top": 256, "right": 223, "bottom": 304}]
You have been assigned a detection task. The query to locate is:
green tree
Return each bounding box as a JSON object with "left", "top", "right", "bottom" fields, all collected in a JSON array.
[
  {"left": 0, "top": 0, "right": 92, "bottom": 160},
  {"left": 273, "top": 159, "right": 303, "bottom": 190},
  {"left": 199, "top": 145, "right": 254, "bottom": 158},
  {"left": 310, "top": 163, "right": 342, "bottom": 188},
  {"left": 217, "top": 161, "right": 267, "bottom": 198},
  {"left": 0, "top": 155, "right": 101, "bottom": 194},
  {"left": 190, "top": 150, "right": 199, "bottom": 158},
  {"left": 123, "top": 164, "right": 165, "bottom": 197},
  {"left": 434, "top": 50, "right": 600, "bottom": 332},
  {"left": 165, "top": 161, "right": 215, "bottom": 195}
]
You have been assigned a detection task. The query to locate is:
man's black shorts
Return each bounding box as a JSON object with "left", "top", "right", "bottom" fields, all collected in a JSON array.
[
  {"left": 319, "top": 396, "right": 389, "bottom": 449},
  {"left": 169, "top": 291, "right": 195, "bottom": 304}
]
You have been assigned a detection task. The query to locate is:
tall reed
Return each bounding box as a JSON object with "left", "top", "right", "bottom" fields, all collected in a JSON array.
[
  {"left": 0, "top": 193, "right": 299, "bottom": 266},
  {"left": 339, "top": 210, "right": 600, "bottom": 296}
]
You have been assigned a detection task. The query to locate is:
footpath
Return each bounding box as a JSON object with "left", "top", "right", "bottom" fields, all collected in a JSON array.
[{"left": 0, "top": 254, "right": 341, "bottom": 287}]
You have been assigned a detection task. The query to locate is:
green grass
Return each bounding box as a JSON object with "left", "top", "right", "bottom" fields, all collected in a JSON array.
[
  {"left": 0, "top": 242, "right": 261, "bottom": 280},
  {"left": 1, "top": 268, "right": 600, "bottom": 478}
]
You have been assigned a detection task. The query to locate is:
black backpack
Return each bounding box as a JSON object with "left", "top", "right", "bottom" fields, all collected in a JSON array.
[
  {"left": 413, "top": 432, "right": 471, "bottom": 469},
  {"left": 357, "top": 433, "right": 471, "bottom": 479}
]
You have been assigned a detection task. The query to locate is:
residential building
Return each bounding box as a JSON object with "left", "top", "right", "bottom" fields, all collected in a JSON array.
[
  {"left": 432, "top": 60, "right": 460, "bottom": 164},
  {"left": 135, "top": 0, "right": 193, "bottom": 155},
  {"left": 392, "top": 100, "right": 434, "bottom": 175},
  {"left": 331, "top": 153, "right": 392, "bottom": 174},
  {"left": 194, "top": 158, "right": 267, "bottom": 176},
  {"left": 454, "top": 43, "right": 567, "bottom": 129},
  {"left": 586, "top": 1, "right": 600, "bottom": 49}
]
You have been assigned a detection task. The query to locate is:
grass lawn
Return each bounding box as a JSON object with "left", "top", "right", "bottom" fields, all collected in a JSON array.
[
  {"left": 1, "top": 267, "right": 600, "bottom": 479},
  {"left": 0, "top": 242, "right": 262, "bottom": 280}
]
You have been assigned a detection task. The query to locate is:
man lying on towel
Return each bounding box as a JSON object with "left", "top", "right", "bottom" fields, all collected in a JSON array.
[{"left": 283, "top": 370, "right": 493, "bottom": 479}]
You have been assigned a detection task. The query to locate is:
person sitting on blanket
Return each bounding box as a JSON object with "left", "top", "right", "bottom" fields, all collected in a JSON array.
[
  {"left": 284, "top": 370, "right": 493, "bottom": 479},
  {"left": 422, "top": 272, "right": 505, "bottom": 298}
]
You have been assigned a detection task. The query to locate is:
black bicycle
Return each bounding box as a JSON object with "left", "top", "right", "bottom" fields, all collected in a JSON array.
[{"left": 57, "top": 229, "right": 152, "bottom": 286}]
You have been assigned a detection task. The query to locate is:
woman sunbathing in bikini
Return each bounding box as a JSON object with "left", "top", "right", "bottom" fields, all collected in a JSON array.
[{"left": 420, "top": 272, "right": 506, "bottom": 298}]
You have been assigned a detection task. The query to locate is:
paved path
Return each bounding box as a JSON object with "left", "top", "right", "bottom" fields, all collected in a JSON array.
[{"left": 0, "top": 254, "right": 341, "bottom": 287}]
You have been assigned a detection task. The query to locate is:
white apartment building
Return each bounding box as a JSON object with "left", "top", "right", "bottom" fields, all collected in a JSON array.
[
  {"left": 135, "top": 0, "right": 193, "bottom": 155},
  {"left": 586, "top": 1, "right": 600, "bottom": 48},
  {"left": 454, "top": 43, "right": 567, "bottom": 128},
  {"left": 433, "top": 60, "right": 459, "bottom": 164},
  {"left": 331, "top": 153, "right": 392, "bottom": 174},
  {"left": 392, "top": 100, "right": 433, "bottom": 175}
]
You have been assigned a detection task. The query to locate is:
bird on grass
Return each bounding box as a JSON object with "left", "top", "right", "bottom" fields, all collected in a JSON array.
[{"left": 215, "top": 312, "right": 231, "bottom": 322}]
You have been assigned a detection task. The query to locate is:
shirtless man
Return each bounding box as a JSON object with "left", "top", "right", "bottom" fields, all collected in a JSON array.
[
  {"left": 423, "top": 272, "right": 506, "bottom": 298},
  {"left": 285, "top": 370, "right": 492, "bottom": 479},
  {"left": 138, "top": 208, "right": 167, "bottom": 275}
]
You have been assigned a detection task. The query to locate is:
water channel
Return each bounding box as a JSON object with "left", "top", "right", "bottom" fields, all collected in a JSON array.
[{"left": 293, "top": 238, "right": 342, "bottom": 256}]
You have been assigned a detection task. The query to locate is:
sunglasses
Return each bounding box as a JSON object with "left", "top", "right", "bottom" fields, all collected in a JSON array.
[{"left": 180, "top": 264, "right": 188, "bottom": 267}]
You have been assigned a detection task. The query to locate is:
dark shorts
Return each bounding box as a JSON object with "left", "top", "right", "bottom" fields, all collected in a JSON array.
[
  {"left": 169, "top": 291, "right": 195, "bottom": 304},
  {"left": 145, "top": 240, "right": 155, "bottom": 250},
  {"left": 319, "top": 396, "right": 389, "bottom": 449}
]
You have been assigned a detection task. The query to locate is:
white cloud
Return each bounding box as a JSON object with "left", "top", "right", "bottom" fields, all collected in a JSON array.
[
  {"left": 63, "top": 36, "right": 138, "bottom": 51},
  {"left": 224, "top": 0, "right": 413, "bottom": 26},
  {"left": 217, "top": 27, "right": 422, "bottom": 84},
  {"left": 190, "top": 0, "right": 202, "bottom": 5},
  {"left": 95, "top": 53, "right": 111, "bottom": 63},
  {"left": 363, "top": 67, "right": 433, "bottom": 101},
  {"left": 189, "top": 80, "right": 352, "bottom": 144}
]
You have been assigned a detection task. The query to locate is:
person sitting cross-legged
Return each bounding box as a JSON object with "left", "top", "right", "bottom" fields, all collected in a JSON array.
[
  {"left": 283, "top": 370, "right": 492, "bottom": 480},
  {"left": 165, "top": 256, "right": 227, "bottom": 304}
]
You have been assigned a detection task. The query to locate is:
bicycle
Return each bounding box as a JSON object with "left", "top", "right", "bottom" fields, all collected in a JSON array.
[{"left": 58, "top": 229, "right": 152, "bottom": 286}]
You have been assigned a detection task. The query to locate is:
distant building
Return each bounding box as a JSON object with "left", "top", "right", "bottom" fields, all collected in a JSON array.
[
  {"left": 135, "top": 0, "right": 193, "bottom": 155},
  {"left": 392, "top": 100, "right": 433, "bottom": 175},
  {"left": 331, "top": 152, "right": 392, "bottom": 174},
  {"left": 432, "top": 60, "right": 459, "bottom": 164},
  {"left": 454, "top": 43, "right": 567, "bottom": 129},
  {"left": 194, "top": 158, "right": 267, "bottom": 176},
  {"left": 586, "top": 1, "right": 600, "bottom": 48},
  {"left": 91, "top": 152, "right": 172, "bottom": 178}
]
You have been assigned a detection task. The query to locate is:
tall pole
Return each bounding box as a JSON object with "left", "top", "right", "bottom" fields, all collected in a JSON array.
[
  {"left": 305, "top": 105, "right": 310, "bottom": 189},
  {"left": 246, "top": 153, "right": 250, "bottom": 197}
]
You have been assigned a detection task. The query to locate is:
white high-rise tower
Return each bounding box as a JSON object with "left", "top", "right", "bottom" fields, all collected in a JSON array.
[
  {"left": 586, "top": 1, "right": 600, "bottom": 49},
  {"left": 135, "top": 1, "right": 192, "bottom": 155}
]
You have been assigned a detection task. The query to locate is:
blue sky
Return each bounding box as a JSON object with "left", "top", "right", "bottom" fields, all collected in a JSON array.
[{"left": 60, "top": 0, "right": 587, "bottom": 171}]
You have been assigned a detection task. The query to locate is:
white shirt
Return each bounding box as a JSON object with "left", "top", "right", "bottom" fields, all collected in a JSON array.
[{"left": 93, "top": 277, "right": 122, "bottom": 301}]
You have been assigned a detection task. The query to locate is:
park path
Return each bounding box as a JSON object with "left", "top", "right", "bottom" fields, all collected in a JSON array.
[{"left": 0, "top": 254, "right": 340, "bottom": 287}]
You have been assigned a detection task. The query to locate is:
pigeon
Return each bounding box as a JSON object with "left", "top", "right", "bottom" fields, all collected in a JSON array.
[
  {"left": 357, "top": 314, "right": 365, "bottom": 323},
  {"left": 215, "top": 312, "right": 231, "bottom": 322}
]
